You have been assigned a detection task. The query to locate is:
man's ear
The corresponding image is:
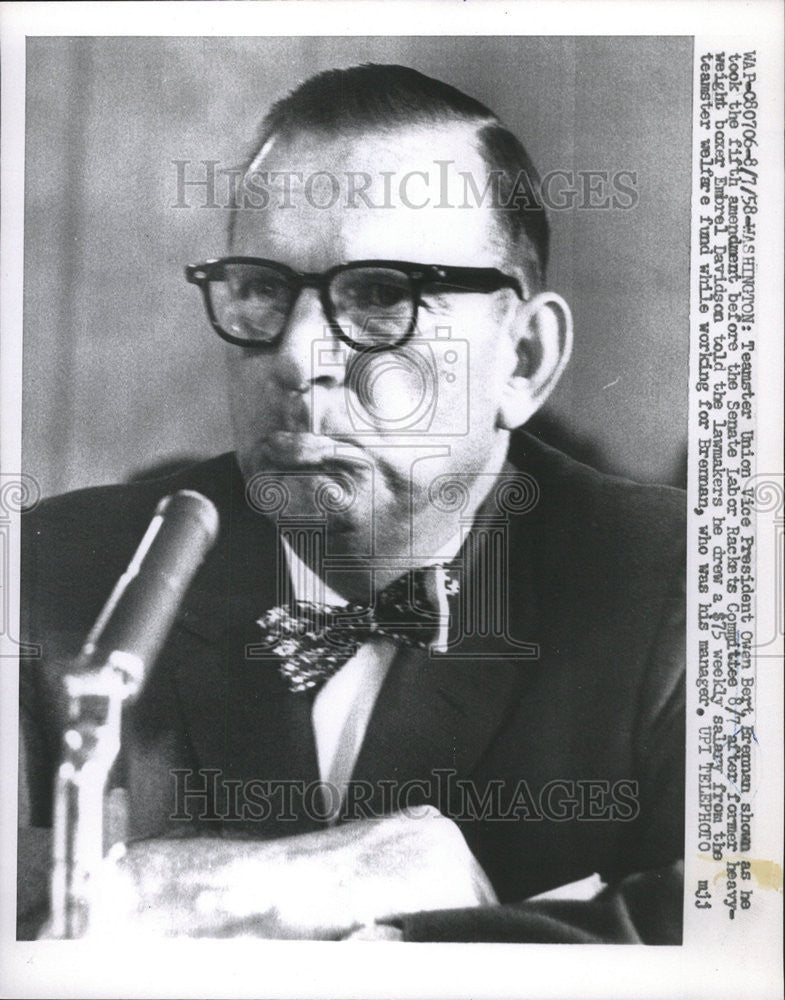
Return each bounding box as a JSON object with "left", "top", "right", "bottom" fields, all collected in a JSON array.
[{"left": 496, "top": 292, "right": 573, "bottom": 430}]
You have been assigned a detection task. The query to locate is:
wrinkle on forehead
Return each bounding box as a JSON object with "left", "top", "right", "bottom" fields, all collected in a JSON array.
[{"left": 232, "top": 123, "right": 506, "bottom": 270}]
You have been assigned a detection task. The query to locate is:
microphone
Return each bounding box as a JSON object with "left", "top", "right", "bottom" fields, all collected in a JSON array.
[
  {"left": 74, "top": 488, "right": 220, "bottom": 697},
  {"left": 49, "top": 490, "right": 220, "bottom": 938}
]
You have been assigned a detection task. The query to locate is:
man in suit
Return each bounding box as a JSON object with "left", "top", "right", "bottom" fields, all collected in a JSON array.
[{"left": 18, "top": 64, "right": 685, "bottom": 942}]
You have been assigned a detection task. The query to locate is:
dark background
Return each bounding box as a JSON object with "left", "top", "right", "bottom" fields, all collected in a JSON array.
[{"left": 23, "top": 36, "right": 692, "bottom": 497}]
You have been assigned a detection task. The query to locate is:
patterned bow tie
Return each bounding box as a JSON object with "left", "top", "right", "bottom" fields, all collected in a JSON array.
[{"left": 256, "top": 564, "right": 460, "bottom": 692}]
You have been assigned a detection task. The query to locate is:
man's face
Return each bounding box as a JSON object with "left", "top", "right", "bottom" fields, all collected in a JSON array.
[{"left": 226, "top": 123, "right": 520, "bottom": 552}]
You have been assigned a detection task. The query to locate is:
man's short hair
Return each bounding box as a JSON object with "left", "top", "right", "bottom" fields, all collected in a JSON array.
[{"left": 230, "top": 64, "right": 549, "bottom": 292}]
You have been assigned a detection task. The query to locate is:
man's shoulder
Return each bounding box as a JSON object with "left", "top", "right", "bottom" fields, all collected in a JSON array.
[
  {"left": 21, "top": 454, "right": 244, "bottom": 621},
  {"left": 508, "top": 432, "right": 686, "bottom": 595},
  {"left": 23, "top": 452, "right": 241, "bottom": 543},
  {"left": 508, "top": 434, "right": 685, "bottom": 692},
  {"left": 510, "top": 430, "right": 686, "bottom": 540}
]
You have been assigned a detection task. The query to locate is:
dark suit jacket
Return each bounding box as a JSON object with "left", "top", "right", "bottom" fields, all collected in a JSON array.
[{"left": 18, "top": 433, "right": 686, "bottom": 942}]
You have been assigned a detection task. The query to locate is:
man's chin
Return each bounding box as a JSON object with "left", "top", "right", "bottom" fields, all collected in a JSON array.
[{"left": 239, "top": 448, "right": 371, "bottom": 527}]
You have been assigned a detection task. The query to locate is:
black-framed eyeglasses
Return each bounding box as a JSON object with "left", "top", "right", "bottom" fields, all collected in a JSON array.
[{"left": 185, "top": 257, "right": 523, "bottom": 351}]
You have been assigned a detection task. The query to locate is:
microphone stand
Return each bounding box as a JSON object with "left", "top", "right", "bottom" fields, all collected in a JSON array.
[
  {"left": 46, "top": 490, "right": 219, "bottom": 939},
  {"left": 49, "top": 652, "right": 143, "bottom": 939}
]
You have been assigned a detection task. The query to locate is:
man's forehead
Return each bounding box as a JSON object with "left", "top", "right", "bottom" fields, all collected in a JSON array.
[
  {"left": 231, "top": 122, "right": 505, "bottom": 269},
  {"left": 250, "top": 120, "right": 485, "bottom": 173}
]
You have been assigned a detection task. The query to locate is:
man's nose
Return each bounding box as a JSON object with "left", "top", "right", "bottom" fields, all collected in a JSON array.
[{"left": 272, "top": 288, "right": 344, "bottom": 392}]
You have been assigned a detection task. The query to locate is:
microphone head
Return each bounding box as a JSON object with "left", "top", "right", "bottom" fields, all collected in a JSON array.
[
  {"left": 155, "top": 490, "right": 220, "bottom": 544},
  {"left": 78, "top": 489, "right": 220, "bottom": 691}
]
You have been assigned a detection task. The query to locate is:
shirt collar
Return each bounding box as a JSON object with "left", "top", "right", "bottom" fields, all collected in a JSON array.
[{"left": 280, "top": 533, "right": 464, "bottom": 607}]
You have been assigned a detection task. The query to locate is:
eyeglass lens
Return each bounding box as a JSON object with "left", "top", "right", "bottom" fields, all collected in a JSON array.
[{"left": 210, "top": 263, "right": 416, "bottom": 346}]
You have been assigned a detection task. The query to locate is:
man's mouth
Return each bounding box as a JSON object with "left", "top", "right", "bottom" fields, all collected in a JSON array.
[{"left": 257, "top": 431, "right": 370, "bottom": 470}]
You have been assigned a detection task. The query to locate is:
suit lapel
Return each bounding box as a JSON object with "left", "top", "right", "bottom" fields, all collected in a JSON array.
[
  {"left": 167, "top": 482, "right": 322, "bottom": 810},
  {"left": 349, "top": 645, "right": 522, "bottom": 815}
]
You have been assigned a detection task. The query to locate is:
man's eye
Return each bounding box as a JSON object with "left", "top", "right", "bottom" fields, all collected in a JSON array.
[
  {"left": 233, "top": 278, "right": 280, "bottom": 300},
  {"left": 354, "top": 282, "right": 409, "bottom": 309}
]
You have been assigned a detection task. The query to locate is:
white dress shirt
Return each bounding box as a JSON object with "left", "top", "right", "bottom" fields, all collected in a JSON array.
[{"left": 280, "top": 537, "right": 461, "bottom": 821}]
